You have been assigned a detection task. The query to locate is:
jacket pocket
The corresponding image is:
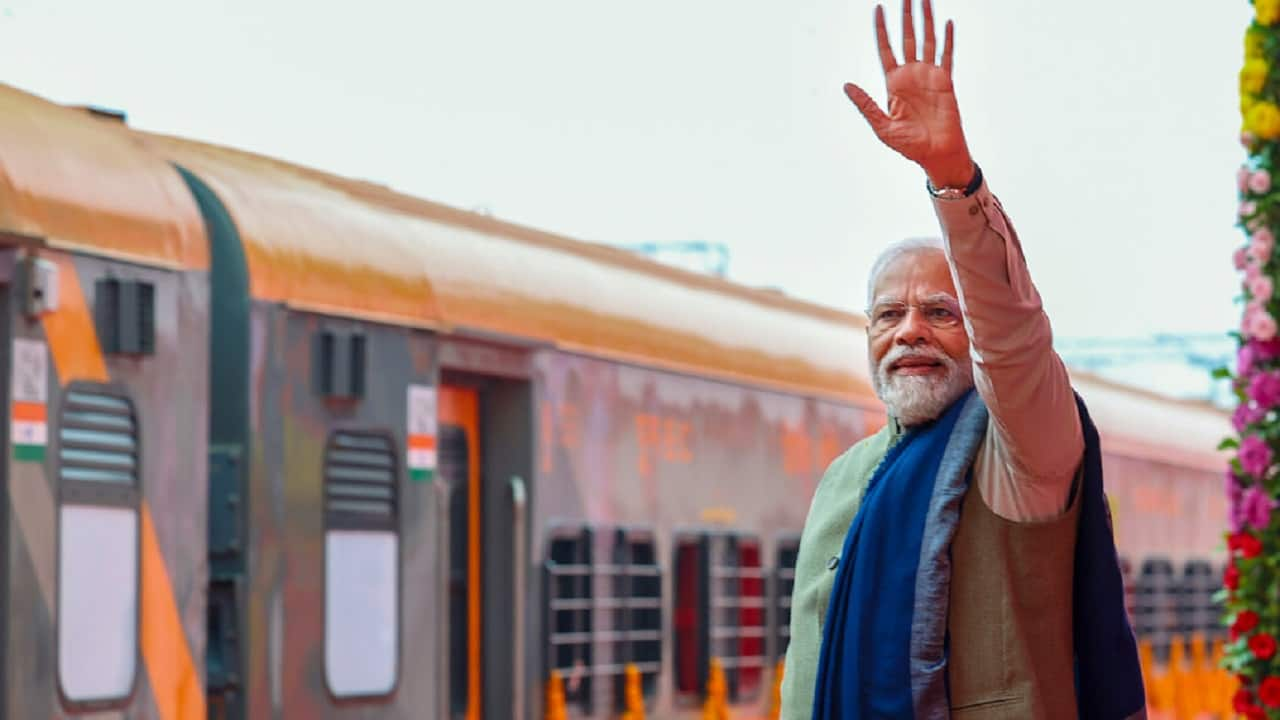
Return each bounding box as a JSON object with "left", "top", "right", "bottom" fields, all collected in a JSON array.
[{"left": 951, "top": 695, "right": 1023, "bottom": 718}]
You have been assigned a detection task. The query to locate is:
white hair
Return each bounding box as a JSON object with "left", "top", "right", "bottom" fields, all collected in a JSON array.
[{"left": 865, "top": 237, "right": 947, "bottom": 308}]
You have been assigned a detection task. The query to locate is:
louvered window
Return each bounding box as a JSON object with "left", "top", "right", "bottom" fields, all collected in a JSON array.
[
  {"left": 324, "top": 432, "right": 397, "bottom": 530},
  {"left": 57, "top": 385, "right": 140, "bottom": 707},
  {"left": 323, "top": 431, "right": 399, "bottom": 699}
]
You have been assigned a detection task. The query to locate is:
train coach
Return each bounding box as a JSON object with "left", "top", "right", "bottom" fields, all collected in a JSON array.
[{"left": 0, "top": 83, "right": 1231, "bottom": 719}]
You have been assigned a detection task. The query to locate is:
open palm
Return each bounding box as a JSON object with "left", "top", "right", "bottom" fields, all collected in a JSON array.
[{"left": 844, "top": 0, "right": 973, "bottom": 188}]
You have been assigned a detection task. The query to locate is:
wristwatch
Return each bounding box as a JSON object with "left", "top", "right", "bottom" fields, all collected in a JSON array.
[{"left": 926, "top": 162, "right": 983, "bottom": 200}]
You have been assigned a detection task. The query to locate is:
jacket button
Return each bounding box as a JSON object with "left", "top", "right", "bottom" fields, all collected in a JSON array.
[{"left": 827, "top": 556, "right": 839, "bottom": 570}]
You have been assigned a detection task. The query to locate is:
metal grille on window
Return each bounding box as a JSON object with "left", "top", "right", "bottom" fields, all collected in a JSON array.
[
  {"left": 545, "top": 526, "right": 594, "bottom": 714},
  {"left": 60, "top": 388, "right": 139, "bottom": 505},
  {"left": 709, "top": 533, "right": 766, "bottom": 703},
  {"left": 605, "top": 528, "right": 662, "bottom": 711},
  {"left": 324, "top": 432, "right": 397, "bottom": 530},
  {"left": 773, "top": 536, "right": 801, "bottom": 662},
  {"left": 1176, "top": 559, "right": 1223, "bottom": 641}
]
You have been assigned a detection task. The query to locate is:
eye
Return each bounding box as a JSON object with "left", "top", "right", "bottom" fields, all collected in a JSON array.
[
  {"left": 875, "top": 307, "right": 904, "bottom": 324},
  {"left": 926, "top": 306, "right": 960, "bottom": 326}
]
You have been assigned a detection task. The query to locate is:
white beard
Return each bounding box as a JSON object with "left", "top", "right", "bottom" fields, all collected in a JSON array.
[{"left": 872, "top": 345, "right": 975, "bottom": 427}]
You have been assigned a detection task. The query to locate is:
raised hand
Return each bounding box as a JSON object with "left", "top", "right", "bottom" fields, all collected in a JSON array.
[{"left": 844, "top": 0, "right": 974, "bottom": 188}]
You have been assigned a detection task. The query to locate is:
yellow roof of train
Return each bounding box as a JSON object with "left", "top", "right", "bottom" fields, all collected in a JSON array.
[{"left": 0, "top": 84, "right": 207, "bottom": 269}]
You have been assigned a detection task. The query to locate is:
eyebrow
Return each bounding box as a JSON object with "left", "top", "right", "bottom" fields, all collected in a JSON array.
[{"left": 869, "top": 292, "right": 960, "bottom": 309}]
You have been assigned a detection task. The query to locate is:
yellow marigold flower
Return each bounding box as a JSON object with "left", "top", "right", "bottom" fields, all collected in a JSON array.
[
  {"left": 1247, "top": 29, "right": 1268, "bottom": 59},
  {"left": 1248, "top": 101, "right": 1280, "bottom": 139},
  {"left": 1260, "top": 0, "right": 1280, "bottom": 26},
  {"left": 1244, "top": 93, "right": 1261, "bottom": 119},
  {"left": 1242, "top": 59, "right": 1270, "bottom": 95},
  {"left": 1243, "top": 58, "right": 1270, "bottom": 96}
]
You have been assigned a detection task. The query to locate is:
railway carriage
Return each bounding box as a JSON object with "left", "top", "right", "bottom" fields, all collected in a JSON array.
[{"left": 0, "top": 83, "right": 1231, "bottom": 719}]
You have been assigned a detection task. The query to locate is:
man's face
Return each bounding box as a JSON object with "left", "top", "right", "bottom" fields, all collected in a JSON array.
[{"left": 866, "top": 249, "right": 975, "bottom": 425}]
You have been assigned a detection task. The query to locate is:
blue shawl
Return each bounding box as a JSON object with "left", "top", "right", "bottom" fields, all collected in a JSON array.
[{"left": 812, "top": 391, "right": 1145, "bottom": 719}]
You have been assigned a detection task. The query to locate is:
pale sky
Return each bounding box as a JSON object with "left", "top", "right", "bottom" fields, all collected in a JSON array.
[{"left": 0, "top": 0, "right": 1253, "bottom": 343}]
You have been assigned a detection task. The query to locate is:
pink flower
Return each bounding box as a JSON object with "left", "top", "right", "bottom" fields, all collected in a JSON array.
[
  {"left": 1235, "top": 402, "right": 1268, "bottom": 431},
  {"left": 1252, "top": 274, "right": 1276, "bottom": 302},
  {"left": 1253, "top": 170, "right": 1275, "bottom": 195},
  {"left": 1257, "top": 312, "right": 1280, "bottom": 341},
  {"left": 1243, "top": 166, "right": 1255, "bottom": 193},
  {"left": 1228, "top": 470, "right": 1247, "bottom": 531},
  {"left": 1244, "top": 484, "right": 1276, "bottom": 530},
  {"left": 1242, "top": 343, "right": 1261, "bottom": 376},
  {"left": 1243, "top": 200, "right": 1259, "bottom": 219},
  {"left": 1238, "top": 246, "right": 1253, "bottom": 271},
  {"left": 1250, "top": 370, "right": 1280, "bottom": 407},
  {"left": 1251, "top": 228, "right": 1276, "bottom": 263},
  {"left": 1241, "top": 434, "right": 1274, "bottom": 478},
  {"left": 1248, "top": 261, "right": 1264, "bottom": 284},
  {"left": 1254, "top": 338, "right": 1280, "bottom": 360},
  {"left": 1245, "top": 304, "right": 1280, "bottom": 340}
]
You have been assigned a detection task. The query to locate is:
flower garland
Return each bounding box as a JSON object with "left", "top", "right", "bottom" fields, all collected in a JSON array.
[{"left": 1226, "top": 3, "right": 1280, "bottom": 718}]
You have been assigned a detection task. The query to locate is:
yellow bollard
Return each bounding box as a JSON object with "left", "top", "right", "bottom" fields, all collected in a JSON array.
[
  {"left": 546, "top": 669, "right": 568, "bottom": 720},
  {"left": 620, "top": 663, "right": 646, "bottom": 720},
  {"left": 703, "top": 657, "right": 730, "bottom": 720}
]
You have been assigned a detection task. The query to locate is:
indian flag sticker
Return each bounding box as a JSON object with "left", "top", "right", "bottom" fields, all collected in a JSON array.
[
  {"left": 407, "top": 384, "right": 438, "bottom": 482},
  {"left": 12, "top": 401, "right": 47, "bottom": 463},
  {"left": 11, "top": 338, "right": 48, "bottom": 463}
]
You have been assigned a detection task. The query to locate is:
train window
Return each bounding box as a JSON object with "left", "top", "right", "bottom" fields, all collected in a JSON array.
[
  {"left": 57, "top": 386, "right": 140, "bottom": 707},
  {"left": 545, "top": 526, "right": 594, "bottom": 714},
  {"left": 673, "top": 532, "right": 767, "bottom": 704},
  {"left": 1133, "top": 556, "right": 1178, "bottom": 661},
  {"left": 1178, "top": 559, "right": 1223, "bottom": 640},
  {"left": 322, "top": 431, "right": 399, "bottom": 699},
  {"left": 607, "top": 528, "right": 662, "bottom": 711},
  {"left": 673, "top": 535, "right": 709, "bottom": 699},
  {"left": 773, "top": 535, "right": 801, "bottom": 662}
]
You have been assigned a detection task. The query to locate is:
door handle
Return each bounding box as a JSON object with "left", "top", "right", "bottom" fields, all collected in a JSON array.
[{"left": 509, "top": 476, "right": 528, "bottom": 720}]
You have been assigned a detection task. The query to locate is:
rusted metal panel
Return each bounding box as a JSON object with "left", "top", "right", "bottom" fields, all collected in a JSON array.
[
  {"left": 3, "top": 251, "right": 209, "bottom": 720},
  {"left": 239, "top": 303, "right": 441, "bottom": 719}
]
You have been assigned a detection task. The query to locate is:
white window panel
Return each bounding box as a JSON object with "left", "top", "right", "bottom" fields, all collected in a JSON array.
[
  {"left": 325, "top": 529, "right": 398, "bottom": 697},
  {"left": 58, "top": 504, "right": 138, "bottom": 702}
]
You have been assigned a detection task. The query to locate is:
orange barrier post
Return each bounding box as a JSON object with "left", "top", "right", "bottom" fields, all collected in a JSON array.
[
  {"left": 703, "top": 657, "right": 729, "bottom": 720},
  {"left": 621, "top": 663, "right": 646, "bottom": 720},
  {"left": 546, "top": 670, "right": 567, "bottom": 720},
  {"left": 767, "top": 658, "right": 785, "bottom": 720}
]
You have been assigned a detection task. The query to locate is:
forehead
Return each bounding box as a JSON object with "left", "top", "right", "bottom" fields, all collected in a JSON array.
[{"left": 871, "top": 249, "right": 956, "bottom": 302}]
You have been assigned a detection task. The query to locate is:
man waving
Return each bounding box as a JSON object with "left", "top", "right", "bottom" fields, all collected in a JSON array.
[{"left": 779, "top": 2, "right": 1146, "bottom": 718}]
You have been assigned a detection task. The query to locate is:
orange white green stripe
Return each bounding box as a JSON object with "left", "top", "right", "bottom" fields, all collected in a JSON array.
[{"left": 407, "top": 385, "right": 438, "bottom": 482}]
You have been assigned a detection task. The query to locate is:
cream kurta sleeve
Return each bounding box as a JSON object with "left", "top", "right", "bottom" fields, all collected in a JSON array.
[{"left": 932, "top": 177, "right": 1082, "bottom": 522}]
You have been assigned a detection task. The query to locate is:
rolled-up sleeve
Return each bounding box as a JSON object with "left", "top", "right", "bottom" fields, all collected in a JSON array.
[{"left": 932, "top": 179, "right": 1082, "bottom": 521}]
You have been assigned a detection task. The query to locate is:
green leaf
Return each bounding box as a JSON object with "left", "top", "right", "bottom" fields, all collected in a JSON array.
[
  {"left": 1222, "top": 437, "right": 1242, "bottom": 451},
  {"left": 1214, "top": 366, "right": 1234, "bottom": 379}
]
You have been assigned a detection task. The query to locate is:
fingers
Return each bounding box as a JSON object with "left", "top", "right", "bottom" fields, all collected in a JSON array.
[
  {"left": 922, "top": 0, "right": 936, "bottom": 64},
  {"left": 901, "top": 0, "right": 916, "bottom": 63},
  {"left": 941, "top": 19, "right": 954, "bottom": 74},
  {"left": 844, "top": 83, "right": 892, "bottom": 138},
  {"left": 874, "top": 5, "right": 898, "bottom": 73}
]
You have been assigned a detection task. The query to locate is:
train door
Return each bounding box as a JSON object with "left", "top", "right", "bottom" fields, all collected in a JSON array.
[
  {"left": 439, "top": 379, "right": 534, "bottom": 720},
  {"left": 439, "top": 386, "right": 482, "bottom": 720}
]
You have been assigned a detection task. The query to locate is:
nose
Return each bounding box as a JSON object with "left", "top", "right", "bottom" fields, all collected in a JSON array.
[{"left": 892, "top": 306, "right": 933, "bottom": 347}]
